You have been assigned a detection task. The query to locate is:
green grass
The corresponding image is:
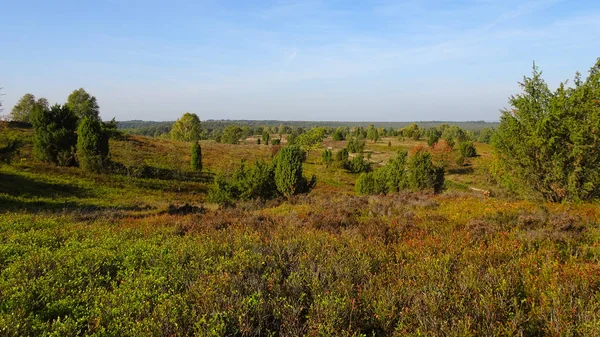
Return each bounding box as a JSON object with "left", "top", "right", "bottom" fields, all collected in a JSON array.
[{"left": 1, "top": 125, "right": 600, "bottom": 336}]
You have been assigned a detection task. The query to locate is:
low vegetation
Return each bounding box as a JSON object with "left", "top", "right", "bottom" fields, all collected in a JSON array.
[{"left": 1, "top": 59, "right": 600, "bottom": 336}]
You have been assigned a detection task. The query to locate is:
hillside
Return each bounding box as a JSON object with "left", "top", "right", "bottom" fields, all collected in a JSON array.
[{"left": 1, "top": 122, "right": 599, "bottom": 336}]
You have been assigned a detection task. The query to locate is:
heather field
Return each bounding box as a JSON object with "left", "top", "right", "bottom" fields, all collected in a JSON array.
[{"left": 1, "top": 122, "right": 599, "bottom": 336}]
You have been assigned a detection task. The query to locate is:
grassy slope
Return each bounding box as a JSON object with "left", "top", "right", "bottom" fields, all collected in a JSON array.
[{"left": 1, "top": 125, "right": 599, "bottom": 336}]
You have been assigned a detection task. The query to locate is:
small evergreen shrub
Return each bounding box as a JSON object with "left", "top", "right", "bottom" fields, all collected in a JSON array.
[
  {"left": 191, "top": 142, "right": 202, "bottom": 171},
  {"left": 408, "top": 149, "right": 444, "bottom": 192},
  {"left": 349, "top": 154, "right": 371, "bottom": 173},
  {"left": 77, "top": 116, "right": 107, "bottom": 173},
  {"left": 459, "top": 141, "right": 477, "bottom": 158},
  {"left": 322, "top": 149, "right": 333, "bottom": 167}
]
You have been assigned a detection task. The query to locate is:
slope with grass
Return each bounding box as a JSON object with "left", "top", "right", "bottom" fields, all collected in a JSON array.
[{"left": 1, "top": 122, "right": 599, "bottom": 336}]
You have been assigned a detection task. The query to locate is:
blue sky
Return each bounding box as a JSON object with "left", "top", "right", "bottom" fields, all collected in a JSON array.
[{"left": 1, "top": 0, "right": 599, "bottom": 121}]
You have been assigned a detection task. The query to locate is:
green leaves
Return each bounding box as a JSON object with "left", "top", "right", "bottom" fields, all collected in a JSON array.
[
  {"left": 494, "top": 58, "right": 600, "bottom": 201},
  {"left": 170, "top": 113, "right": 202, "bottom": 142},
  {"left": 31, "top": 104, "right": 78, "bottom": 166}
]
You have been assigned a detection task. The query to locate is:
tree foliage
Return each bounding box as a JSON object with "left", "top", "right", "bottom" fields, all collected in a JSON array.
[
  {"left": 493, "top": 59, "right": 600, "bottom": 201},
  {"left": 170, "top": 113, "right": 202, "bottom": 142},
  {"left": 208, "top": 146, "right": 315, "bottom": 204},
  {"left": 220, "top": 125, "right": 243, "bottom": 144},
  {"left": 67, "top": 88, "right": 100, "bottom": 120},
  {"left": 407, "top": 148, "right": 444, "bottom": 192},
  {"left": 294, "top": 127, "right": 326, "bottom": 158},
  {"left": 262, "top": 130, "right": 270, "bottom": 145},
  {"left": 322, "top": 149, "right": 333, "bottom": 167},
  {"left": 77, "top": 116, "right": 108, "bottom": 172},
  {"left": 347, "top": 138, "right": 365, "bottom": 153},
  {"left": 31, "top": 104, "right": 78, "bottom": 166},
  {"left": 10, "top": 93, "right": 49, "bottom": 123},
  {"left": 459, "top": 141, "right": 477, "bottom": 158},
  {"left": 191, "top": 142, "right": 202, "bottom": 171},
  {"left": 426, "top": 128, "right": 442, "bottom": 147}
]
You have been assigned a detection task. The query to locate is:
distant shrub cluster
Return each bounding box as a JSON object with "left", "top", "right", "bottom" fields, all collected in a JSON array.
[
  {"left": 356, "top": 149, "right": 444, "bottom": 195},
  {"left": 208, "top": 146, "right": 315, "bottom": 205}
]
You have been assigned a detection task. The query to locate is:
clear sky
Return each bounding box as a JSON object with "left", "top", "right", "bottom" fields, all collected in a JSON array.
[{"left": 1, "top": 0, "right": 599, "bottom": 121}]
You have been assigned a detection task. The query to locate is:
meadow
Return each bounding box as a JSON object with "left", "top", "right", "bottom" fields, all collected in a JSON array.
[{"left": 1, "top": 122, "right": 600, "bottom": 336}]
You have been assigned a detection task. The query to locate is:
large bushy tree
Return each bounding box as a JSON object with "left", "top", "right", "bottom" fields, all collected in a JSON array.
[
  {"left": 170, "top": 112, "right": 202, "bottom": 141},
  {"left": 30, "top": 104, "right": 78, "bottom": 166},
  {"left": 10, "top": 93, "right": 49, "bottom": 123},
  {"left": 220, "top": 125, "right": 243, "bottom": 144},
  {"left": 67, "top": 88, "right": 100, "bottom": 120},
  {"left": 493, "top": 59, "right": 600, "bottom": 201}
]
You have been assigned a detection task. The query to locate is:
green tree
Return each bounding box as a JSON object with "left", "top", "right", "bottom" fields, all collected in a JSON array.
[
  {"left": 349, "top": 154, "right": 371, "bottom": 173},
  {"left": 77, "top": 116, "right": 107, "bottom": 172},
  {"left": 322, "top": 149, "right": 333, "bottom": 167},
  {"left": 9, "top": 93, "right": 49, "bottom": 123},
  {"left": 332, "top": 127, "right": 346, "bottom": 141},
  {"left": 170, "top": 112, "right": 202, "bottom": 141},
  {"left": 493, "top": 59, "right": 600, "bottom": 201},
  {"left": 407, "top": 149, "right": 444, "bottom": 192},
  {"left": 31, "top": 104, "right": 78, "bottom": 166},
  {"left": 459, "top": 142, "right": 477, "bottom": 158},
  {"left": 401, "top": 124, "right": 421, "bottom": 140},
  {"left": 426, "top": 128, "right": 442, "bottom": 147},
  {"left": 191, "top": 141, "right": 202, "bottom": 171},
  {"left": 366, "top": 124, "right": 380, "bottom": 142},
  {"left": 274, "top": 146, "right": 313, "bottom": 197},
  {"left": 262, "top": 129, "right": 270, "bottom": 145},
  {"left": 294, "top": 127, "right": 326, "bottom": 159},
  {"left": 67, "top": 88, "right": 100, "bottom": 120},
  {"left": 477, "top": 128, "right": 494, "bottom": 144},
  {"left": 220, "top": 125, "right": 243, "bottom": 144}
]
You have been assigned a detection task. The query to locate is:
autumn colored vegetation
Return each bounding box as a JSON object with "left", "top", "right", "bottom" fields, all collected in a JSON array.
[{"left": 1, "top": 59, "right": 600, "bottom": 336}]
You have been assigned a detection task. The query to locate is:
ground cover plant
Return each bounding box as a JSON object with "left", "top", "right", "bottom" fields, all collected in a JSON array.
[{"left": 1, "top": 59, "right": 600, "bottom": 335}]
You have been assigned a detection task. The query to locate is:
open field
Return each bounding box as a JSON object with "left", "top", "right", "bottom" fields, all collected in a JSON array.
[{"left": 1, "top": 123, "right": 600, "bottom": 336}]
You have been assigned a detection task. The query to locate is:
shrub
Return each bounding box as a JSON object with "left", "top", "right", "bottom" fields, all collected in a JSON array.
[
  {"left": 347, "top": 138, "right": 365, "bottom": 153},
  {"left": 385, "top": 151, "right": 409, "bottom": 192},
  {"left": 426, "top": 128, "right": 442, "bottom": 147},
  {"left": 349, "top": 154, "right": 371, "bottom": 173},
  {"left": 30, "top": 104, "right": 78, "bottom": 166},
  {"left": 355, "top": 172, "right": 376, "bottom": 195},
  {"left": 408, "top": 148, "right": 444, "bottom": 192},
  {"left": 274, "top": 146, "right": 312, "bottom": 197},
  {"left": 332, "top": 128, "right": 345, "bottom": 141},
  {"left": 431, "top": 139, "right": 453, "bottom": 168},
  {"left": 0, "top": 128, "right": 23, "bottom": 164},
  {"left": 271, "top": 139, "right": 281, "bottom": 145},
  {"left": 322, "top": 149, "right": 333, "bottom": 167},
  {"left": 262, "top": 130, "right": 270, "bottom": 145},
  {"left": 207, "top": 160, "right": 277, "bottom": 205},
  {"left": 77, "top": 116, "right": 108, "bottom": 173},
  {"left": 459, "top": 141, "right": 477, "bottom": 158},
  {"left": 191, "top": 142, "right": 202, "bottom": 171}
]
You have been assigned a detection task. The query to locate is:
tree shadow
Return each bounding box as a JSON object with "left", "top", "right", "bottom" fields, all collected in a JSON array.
[
  {"left": 0, "top": 172, "right": 92, "bottom": 199},
  {"left": 447, "top": 166, "right": 474, "bottom": 175}
]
